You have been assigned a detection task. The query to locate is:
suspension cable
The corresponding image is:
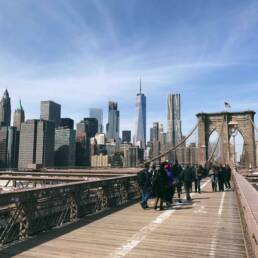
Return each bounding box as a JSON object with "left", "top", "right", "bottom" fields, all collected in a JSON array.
[
  {"left": 249, "top": 117, "right": 258, "bottom": 132},
  {"left": 207, "top": 118, "right": 225, "bottom": 162},
  {"left": 145, "top": 120, "right": 200, "bottom": 164}
]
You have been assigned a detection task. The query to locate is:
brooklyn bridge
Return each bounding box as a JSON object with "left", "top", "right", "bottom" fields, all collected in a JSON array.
[{"left": 0, "top": 111, "right": 258, "bottom": 258}]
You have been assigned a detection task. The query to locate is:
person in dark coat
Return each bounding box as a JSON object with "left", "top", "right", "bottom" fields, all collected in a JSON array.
[
  {"left": 150, "top": 164, "right": 157, "bottom": 198},
  {"left": 164, "top": 162, "right": 174, "bottom": 206},
  {"left": 209, "top": 166, "right": 217, "bottom": 192},
  {"left": 195, "top": 165, "right": 203, "bottom": 193},
  {"left": 172, "top": 160, "right": 183, "bottom": 203},
  {"left": 153, "top": 163, "right": 169, "bottom": 210},
  {"left": 137, "top": 164, "right": 152, "bottom": 209},
  {"left": 182, "top": 165, "right": 193, "bottom": 201},
  {"left": 225, "top": 164, "right": 232, "bottom": 189},
  {"left": 218, "top": 165, "right": 224, "bottom": 192}
]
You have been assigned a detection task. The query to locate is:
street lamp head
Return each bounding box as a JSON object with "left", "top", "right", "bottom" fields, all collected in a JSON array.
[
  {"left": 228, "top": 120, "right": 239, "bottom": 134},
  {"left": 228, "top": 120, "right": 238, "bottom": 127}
]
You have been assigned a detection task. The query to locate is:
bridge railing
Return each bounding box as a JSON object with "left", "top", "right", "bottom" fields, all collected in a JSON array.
[
  {"left": 233, "top": 171, "right": 258, "bottom": 257},
  {"left": 0, "top": 175, "right": 140, "bottom": 247}
]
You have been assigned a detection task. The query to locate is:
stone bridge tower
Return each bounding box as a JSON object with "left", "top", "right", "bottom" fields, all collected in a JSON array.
[{"left": 197, "top": 111, "right": 256, "bottom": 168}]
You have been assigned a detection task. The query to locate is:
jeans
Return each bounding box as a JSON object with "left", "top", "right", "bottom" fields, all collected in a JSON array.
[
  {"left": 225, "top": 180, "right": 231, "bottom": 189},
  {"left": 184, "top": 181, "right": 192, "bottom": 201},
  {"left": 195, "top": 178, "right": 201, "bottom": 193},
  {"left": 141, "top": 189, "right": 150, "bottom": 205},
  {"left": 212, "top": 181, "right": 217, "bottom": 192}
]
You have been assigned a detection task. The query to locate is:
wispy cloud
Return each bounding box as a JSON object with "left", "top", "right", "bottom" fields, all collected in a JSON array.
[{"left": 0, "top": 0, "right": 258, "bottom": 138}]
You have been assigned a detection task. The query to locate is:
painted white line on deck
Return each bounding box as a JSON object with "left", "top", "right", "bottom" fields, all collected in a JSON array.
[
  {"left": 110, "top": 179, "right": 211, "bottom": 258},
  {"left": 209, "top": 238, "right": 217, "bottom": 257},
  {"left": 209, "top": 191, "right": 226, "bottom": 257},
  {"left": 218, "top": 191, "right": 226, "bottom": 216},
  {"left": 110, "top": 209, "right": 177, "bottom": 258}
]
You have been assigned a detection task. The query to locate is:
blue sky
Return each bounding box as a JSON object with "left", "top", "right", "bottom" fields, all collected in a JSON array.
[{"left": 0, "top": 0, "right": 258, "bottom": 141}]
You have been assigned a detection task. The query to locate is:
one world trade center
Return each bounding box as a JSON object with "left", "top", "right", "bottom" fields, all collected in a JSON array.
[{"left": 135, "top": 79, "right": 146, "bottom": 149}]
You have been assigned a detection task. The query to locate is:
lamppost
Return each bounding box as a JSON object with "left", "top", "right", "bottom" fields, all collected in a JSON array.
[{"left": 228, "top": 121, "right": 239, "bottom": 170}]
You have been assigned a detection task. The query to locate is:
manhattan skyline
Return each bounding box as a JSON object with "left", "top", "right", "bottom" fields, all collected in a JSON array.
[{"left": 0, "top": 0, "right": 258, "bottom": 137}]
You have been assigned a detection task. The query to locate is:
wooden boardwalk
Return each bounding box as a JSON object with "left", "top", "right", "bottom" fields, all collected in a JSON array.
[{"left": 1, "top": 180, "right": 247, "bottom": 258}]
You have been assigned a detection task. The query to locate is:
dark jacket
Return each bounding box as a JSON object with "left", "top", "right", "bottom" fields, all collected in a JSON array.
[
  {"left": 137, "top": 170, "right": 152, "bottom": 191},
  {"left": 181, "top": 167, "right": 193, "bottom": 183},
  {"left": 197, "top": 167, "right": 203, "bottom": 179},
  {"left": 152, "top": 168, "right": 169, "bottom": 198},
  {"left": 226, "top": 166, "right": 232, "bottom": 181}
]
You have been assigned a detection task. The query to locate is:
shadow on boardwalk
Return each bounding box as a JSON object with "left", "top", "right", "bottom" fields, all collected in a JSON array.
[{"left": 0, "top": 200, "right": 138, "bottom": 258}]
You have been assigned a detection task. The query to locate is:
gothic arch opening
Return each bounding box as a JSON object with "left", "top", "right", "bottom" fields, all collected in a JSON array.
[
  {"left": 197, "top": 111, "right": 256, "bottom": 168},
  {"left": 208, "top": 129, "right": 222, "bottom": 163},
  {"left": 229, "top": 129, "right": 246, "bottom": 167}
]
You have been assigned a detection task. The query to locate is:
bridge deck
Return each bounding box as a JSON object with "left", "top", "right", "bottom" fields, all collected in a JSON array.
[{"left": 1, "top": 180, "right": 247, "bottom": 258}]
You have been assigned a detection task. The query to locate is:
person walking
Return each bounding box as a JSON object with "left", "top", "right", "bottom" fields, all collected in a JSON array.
[
  {"left": 209, "top": 166, "right": 217, "bottom": 192},
  {"left": 225, "top": 164, "right": 232, "bottom": 189},
  {"left": 218, "top": 165, "right": 224, "bottom": 192},
  {"left": 137, "top": 164, "right": 152, "bottom": 209},
  {"left": 195, "top": 165, "right": 203, "bottom": 193},
  {"left": 153, "top": 163, "right": 169, "bottom": 210},
  {"left": 164, "top": 162, "right": 174, "bottom": 207},
  {"left": 172, "top": 160, "right": 183, "bottom": 203},
  {"left": 182, "top": 165, "right": 193, "bottom": 201}
]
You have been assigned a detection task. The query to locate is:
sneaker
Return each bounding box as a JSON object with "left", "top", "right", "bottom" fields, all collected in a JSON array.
[{"left": 140, "top": 202, "right": 146, "bottom": 209}]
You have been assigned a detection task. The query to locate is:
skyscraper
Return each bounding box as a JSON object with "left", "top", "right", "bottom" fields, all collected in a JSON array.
[
  {"left": 0, "top": 126, "right": 8, "bottom": 167},
  {"left": 18, "top": 120, "right": 55, "bottom": 169},
  {"left": 55, "top": 128, "right": 76, "bottom": 167},
  {"left": 60, "top": 118, "right": 74, "bottom": 129},
  {"left": 7, "top": 126, "right": 18, "bottom": 168},
  {"left": 13, "top": 100, "right": 25, "bottom": 131},
  {"left": 83, "top": 118, "right": 98, "bottom": 137},
  {"left": 40, "top": 100, "right": 61, "bottom": 128},
  {"left": 122, "top": 130, "right": 131, "bottom": 144},
  {"left": 167, "top": 94, "right": 182, "bottom": 147},
  {"left": 18, "top": 120, "right": 37, "bottom": 169},
  {"left": 0, "top": 89, "right": 11, "bottom": 126},
  {"left": 159, "top": 123, "right": 167, "bottom": 154},
  {"left": 135, "top": 79, "right": 146, "bottom": 149},
  {"left": 12, "top": 100, "right": 25, "bottom": 169},
  {"left": 106, "top": 101, "right": 120, "bottom": 141},
  {"left": 76, "top": 121, "right": 91, "bottom": 166},
  {"left": 89, "top": 108, "right": 103, "bottom": 133},
  {"left": 152, "top": 122, "right": 159, "bottom": 142}
]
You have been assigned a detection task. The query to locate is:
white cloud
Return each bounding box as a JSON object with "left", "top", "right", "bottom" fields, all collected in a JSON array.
[{"left": 0, "top": 0, "right": 258, "bottom": 140}]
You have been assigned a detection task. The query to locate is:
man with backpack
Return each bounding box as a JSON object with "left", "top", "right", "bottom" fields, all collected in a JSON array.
[{"left": 182, "top": 165, "right": 193, "bottom": 201}]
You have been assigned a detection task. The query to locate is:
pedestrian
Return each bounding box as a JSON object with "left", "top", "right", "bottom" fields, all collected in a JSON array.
[
  {"left": 164, "top": 162, "right": 174, "bottom": 207},
  {"left": 225, "top": 164, "right": 232, "bottom": 189},
  {"left": 218, "top": 165, "right": 224, "bottom": 192},
  {"left": 209, "top": 166, "right": 217, "bottom": 192},
  {"left": 172, "top": 160, "right": 183, "bottom": 203},
  {"left": 153, "top": 163, "right": 169, "bottom": 210},
  {"left": 182, "top": 165, "right": 193, "bottom": 201},
  {"left": 137, "top": 164, "right": 152, "bottom": 209},
  {"left": 150, "top": 164, "right": 157, "bottom": 197},
  {"left": 195, "top": 165, "right": 203, "bottom": 193},
  {"left": 189, "top": 166, "right": 194, "bottom": 193}
]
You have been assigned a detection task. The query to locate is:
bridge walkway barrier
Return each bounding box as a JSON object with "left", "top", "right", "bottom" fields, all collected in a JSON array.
[{"left": 0, "top": 179, "right": 247, "bottom": 258}]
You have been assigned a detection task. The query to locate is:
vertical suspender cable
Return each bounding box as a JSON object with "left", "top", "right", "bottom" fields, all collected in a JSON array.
[{"left": 145, "top": 120, "right": 200, "bottom": 164}]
